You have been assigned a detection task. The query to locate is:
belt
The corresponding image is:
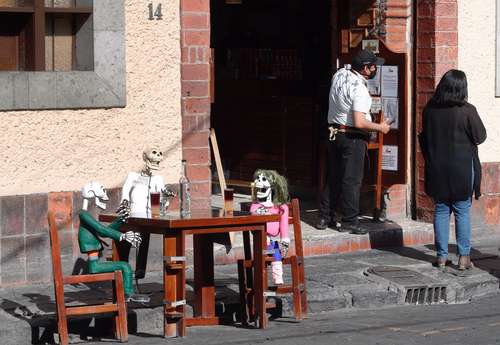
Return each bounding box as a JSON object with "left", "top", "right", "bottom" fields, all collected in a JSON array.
[
  {"left": 332, "top": 124, "right": 351, "bottom": 130},
  {"left": 328, "top": 124, "right": 368, "bottom": 141},
  {"left": 330, "top": 123, "right": 361, "bottom": 131}
]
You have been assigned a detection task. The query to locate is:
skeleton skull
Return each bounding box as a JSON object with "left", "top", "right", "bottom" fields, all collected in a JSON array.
[
  {"left": 143, "top": 145, "right": 164, "bottom": 172},
  {"left": 82, "top": 181, "right": 109, "bottom": 210},
  {"left": 254, "top": 173, "right": 272, "bottom": 203}
]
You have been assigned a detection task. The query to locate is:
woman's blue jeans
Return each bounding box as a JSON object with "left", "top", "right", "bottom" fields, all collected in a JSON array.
[{"left": 433, "top": 198, "right": 472, "bottom": 259}]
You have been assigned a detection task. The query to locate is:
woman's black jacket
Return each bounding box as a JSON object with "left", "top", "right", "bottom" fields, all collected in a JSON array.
[{"left": 419, "top": 102, "right": 487, "bottom": 202}]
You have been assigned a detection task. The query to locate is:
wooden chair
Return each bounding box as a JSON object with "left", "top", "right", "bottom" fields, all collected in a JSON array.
[
  {"left": 210, "top": 127, "right": 255, "bottom": 195},
  {"left": 48, "top": 212, "right": 128, "bottom": 345},
  {"left": 238, "top": 198, "right": 307, "bottom": 323}
]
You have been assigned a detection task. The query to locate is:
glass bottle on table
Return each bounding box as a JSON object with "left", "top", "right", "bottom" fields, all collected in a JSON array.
[{"left": 179, "top": 159, "right": 191, "bottom": 218}]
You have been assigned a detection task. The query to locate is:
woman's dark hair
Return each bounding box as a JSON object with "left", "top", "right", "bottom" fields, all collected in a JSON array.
[{"left": 429, "top": 69, "right": 468, "bottom": 107}]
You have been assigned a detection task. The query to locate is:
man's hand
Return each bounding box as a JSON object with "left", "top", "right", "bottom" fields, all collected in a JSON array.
[
  {"left": 379, "top": 120, "right": 391, "bottom": 134},
  {"left": 120, "top": 231, "right": 142, "bottom": 248},
  {"left": 353, "top": 111, "right": 392, "bottom": 135}
]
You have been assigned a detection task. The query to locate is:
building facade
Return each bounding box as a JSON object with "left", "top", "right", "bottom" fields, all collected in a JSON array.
[{"left": 0, "top": 0, "right": 498, "bottom": 287}]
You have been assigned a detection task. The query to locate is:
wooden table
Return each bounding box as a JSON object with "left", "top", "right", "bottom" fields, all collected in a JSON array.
[{"left": 99, "top": 210, "right": 279, "bottom": 338}]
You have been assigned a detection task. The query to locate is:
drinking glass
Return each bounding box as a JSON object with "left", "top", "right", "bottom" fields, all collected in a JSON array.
[{"left": 150, "top": 192, "right": 160, "bottom": 217}]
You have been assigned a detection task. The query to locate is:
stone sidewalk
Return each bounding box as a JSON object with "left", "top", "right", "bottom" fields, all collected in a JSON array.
[
  {"left": 97, "top": 194, "right": 440, "bottom": 276},
  {"left": 211, "top": 193, "right": 438, "bottom": 265},
  {"left": 1, "top": 233, "right": 500, "bottom": 345}
]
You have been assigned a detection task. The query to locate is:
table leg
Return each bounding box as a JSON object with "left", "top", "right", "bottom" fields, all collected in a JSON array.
[
  {"left": 163, "top": 232, "right": 186, "bottom": 337},
  {"left": 252, "top": 226, "right": 268, "bottom": 329},
  {"left": 193, "top": 234, "right": 215, "bottom": 317},
  {"left": 176, "top": 233, "right": 186, "bottom": 336}
]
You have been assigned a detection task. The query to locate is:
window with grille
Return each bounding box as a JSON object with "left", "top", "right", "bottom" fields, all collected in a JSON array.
[{"left": 0, "top": 0, "right": 93, "bottom": 72}]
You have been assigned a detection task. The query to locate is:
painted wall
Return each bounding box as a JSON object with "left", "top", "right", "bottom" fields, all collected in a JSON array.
[
  {"left": 0, "top": 0, "right": 182, "bottom": 196},
  {"left": 458, "top": 0, "right": 500, "bottom": 163}
]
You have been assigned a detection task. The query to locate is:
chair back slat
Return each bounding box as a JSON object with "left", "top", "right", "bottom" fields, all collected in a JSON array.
[
  {"left": 288, "top": 198, "right": 304, "bottom": 258},
  {"left": 48, "top": 213, "right": 64, "bottom": 281},
  {"left": 48, "top": 212, "right": 66, "bottom": 310}
]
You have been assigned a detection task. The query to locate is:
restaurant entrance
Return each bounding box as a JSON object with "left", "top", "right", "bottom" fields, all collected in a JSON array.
[{"left": 210, "top": 0, "right": 332, "bottom": 189}]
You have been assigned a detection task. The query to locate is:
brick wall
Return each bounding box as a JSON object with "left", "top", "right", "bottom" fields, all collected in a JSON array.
[
  {"left": 180, "top": 0, "right": 212, "bottom": 210},
  {"left": 415, "top": 0, "right": 458, "bottom": 221},
  {"left": 384, "top": 0, "right": 412, "bottom": 53},
  {"left": 472, "top": 163, "right": 500, "bottom": 226}
]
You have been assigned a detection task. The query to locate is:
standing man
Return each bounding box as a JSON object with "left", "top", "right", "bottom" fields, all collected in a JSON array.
[{"left": 316, "top": 49, "right": 391, "bottom": 234}]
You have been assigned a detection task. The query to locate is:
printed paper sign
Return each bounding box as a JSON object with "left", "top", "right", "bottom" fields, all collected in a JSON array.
[
  {"left": 382, "top": 145, "right": 398, "bottom": 171},
  {"left": 381, "top": 66, "right": 398, "bottom": 98}
]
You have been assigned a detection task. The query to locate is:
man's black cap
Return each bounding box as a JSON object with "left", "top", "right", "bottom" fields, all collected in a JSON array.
[{"left": 353, "top": 49, "right": 385, "bottom": 66}]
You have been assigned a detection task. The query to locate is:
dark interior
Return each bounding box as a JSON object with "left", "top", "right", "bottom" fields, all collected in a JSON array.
[{"left": 210, "top": 0, "right": 332, "bottom": 189}]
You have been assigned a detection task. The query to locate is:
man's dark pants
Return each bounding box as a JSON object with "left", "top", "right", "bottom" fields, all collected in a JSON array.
[{"left": 319, "top": 132, "right": 367, "bottom": 225}]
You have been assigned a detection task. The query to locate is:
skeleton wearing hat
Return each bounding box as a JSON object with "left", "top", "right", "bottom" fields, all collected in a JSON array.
[
  {"left": 250, "top": 169, "right": 290, "bottom": 285},
  {"left": 78, "top": 181, "right": 149, "bottom": 303}
]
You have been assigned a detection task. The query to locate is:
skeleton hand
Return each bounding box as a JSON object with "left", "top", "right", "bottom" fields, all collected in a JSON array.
[
  {"left": 161, "top": 187, "right": 176, "bottom": 210},
  {"left": 120, "top": 231, "right": 142, "bottom": 248},
  {"left": 116, "top": 200, "right": 131, "bottom": 221},
  {"left": 279, "top": 240, "right": 290, "bottom": 258},
  {"left": 162, "top": 187, "right": 176, "bottom": 198}
]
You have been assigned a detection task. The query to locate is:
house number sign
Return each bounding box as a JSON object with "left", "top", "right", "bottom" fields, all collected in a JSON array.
[{"left": 148, "top": 2, "right": 163, "bottom": 20}]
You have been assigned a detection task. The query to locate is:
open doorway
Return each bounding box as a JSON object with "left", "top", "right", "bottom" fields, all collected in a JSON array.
[{"left": 210, "top": 0, "right": 332, "bottom": 192}]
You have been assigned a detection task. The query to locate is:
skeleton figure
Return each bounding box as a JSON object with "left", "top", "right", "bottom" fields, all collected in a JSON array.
[
  {"left": 116, "top": 145, "right": 175, "bottom": 280},
  {"left": 250, "top": 170, "right": 290, "bottom": 285},
  {"left": 118, "top": 145, "right": 175, "bottom": 217},
  {"left": 78, "top": 181, "right": 149, "bottom": 303}
]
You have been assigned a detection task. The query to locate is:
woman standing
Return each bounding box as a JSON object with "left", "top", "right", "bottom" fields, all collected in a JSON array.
[{"left": 419, "top": 69, "right": 487, "bottom": 270}]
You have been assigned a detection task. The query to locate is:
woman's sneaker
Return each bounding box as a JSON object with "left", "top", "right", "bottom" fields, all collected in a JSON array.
[
  {"left": 435, "top": 257, "right": 449, "bottom": 269},
  {"left": 458, "top": 255, "right": 474, "bottom": 270}
]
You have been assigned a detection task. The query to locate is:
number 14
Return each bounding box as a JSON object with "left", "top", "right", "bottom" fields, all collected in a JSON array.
[{"left": 148, "top": 2, "right": 163, "bottom": 20}]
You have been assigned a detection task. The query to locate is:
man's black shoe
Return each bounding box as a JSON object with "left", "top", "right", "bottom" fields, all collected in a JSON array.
[
  {"left": 336, "top": 224, "right": 351, "bottom": 233},
  {"left": 341, "top": 223, "right": 369, "bottom": 235},
  {"left": 351, "top": 226, "right": 369, "bottom": 235},
  {"left": 315, "top": 218, "right": 329, "bottom": 230}
]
